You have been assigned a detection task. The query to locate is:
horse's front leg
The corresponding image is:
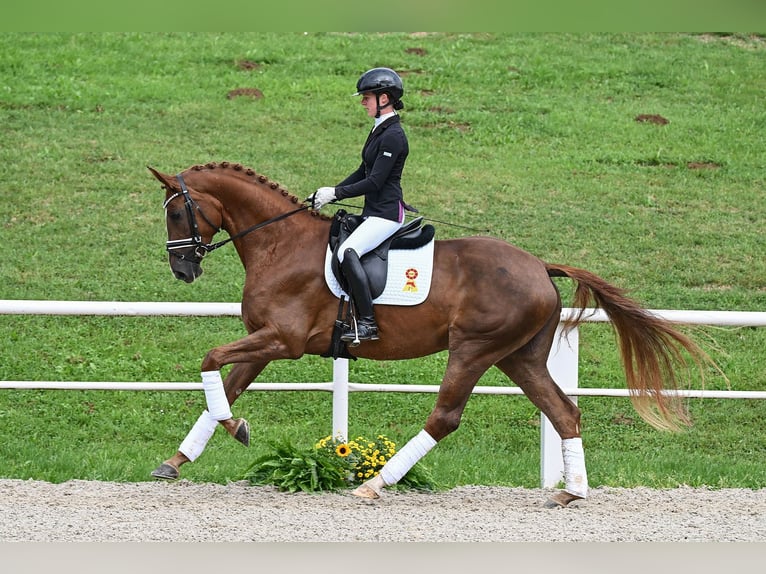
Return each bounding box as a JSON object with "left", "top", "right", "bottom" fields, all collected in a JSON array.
[
  {"left": 195, "top": 325, "right": 308, "bottom": 447},
  {"left": 199, "top": 369, "right": 252, "bottom": 447},
  {"left": 151, "top": 361, "right": 266, "bottom": 480}
]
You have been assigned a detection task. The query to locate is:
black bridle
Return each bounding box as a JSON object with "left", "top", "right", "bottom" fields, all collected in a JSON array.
[{"left": 163, "top": 173, "right": 309, "bottom": 263}]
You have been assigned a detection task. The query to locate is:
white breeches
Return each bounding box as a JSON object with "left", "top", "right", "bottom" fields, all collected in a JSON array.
[{"left": 337, "top": 216, "right": 404, "bottom": 262}]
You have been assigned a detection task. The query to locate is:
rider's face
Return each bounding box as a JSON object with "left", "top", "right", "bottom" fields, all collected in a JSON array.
[{"left": 360, "top": 92, "right": 389, "bottom": 117}]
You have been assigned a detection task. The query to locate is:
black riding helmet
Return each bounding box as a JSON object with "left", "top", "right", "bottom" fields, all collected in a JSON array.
[{"left": 354, "top": 67, "right": 404, "bottom": 117}]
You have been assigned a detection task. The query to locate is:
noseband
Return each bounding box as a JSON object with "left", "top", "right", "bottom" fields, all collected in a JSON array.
[{"left": 163, "top": 173, "right": 309, "bottom": 263}]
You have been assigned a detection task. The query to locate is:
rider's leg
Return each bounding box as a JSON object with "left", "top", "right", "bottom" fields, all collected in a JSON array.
[
  {"left": 337, "top": 216, "right": 403, "bottom": 343},
  {"left": 340, "top": 248, "right": 378, "bottom": 342},
  {"left": 336, "top": 216, "right": 404, "bottom": 264}
]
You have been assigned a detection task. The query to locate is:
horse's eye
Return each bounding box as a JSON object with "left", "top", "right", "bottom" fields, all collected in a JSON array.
[{"left": 168, "top": 210, "right": 183, "bottom": 221}]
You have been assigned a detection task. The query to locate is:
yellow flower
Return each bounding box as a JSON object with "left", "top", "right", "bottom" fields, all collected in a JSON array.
[{"left": 335, "top": 443, "right": 351, "bottom": 457}]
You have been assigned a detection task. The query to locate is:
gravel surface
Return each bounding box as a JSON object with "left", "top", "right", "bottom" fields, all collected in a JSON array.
[{"left": 1, "top": 478, "right": 764, "bottom": 542}]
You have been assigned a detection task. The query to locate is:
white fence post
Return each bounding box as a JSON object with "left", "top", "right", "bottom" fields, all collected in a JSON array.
[
  {"left": 541, "top": 324, "right": 579, "bottom": 488},
  {"left": 332, "top": 358, "right": 349, "bottom": 441}
]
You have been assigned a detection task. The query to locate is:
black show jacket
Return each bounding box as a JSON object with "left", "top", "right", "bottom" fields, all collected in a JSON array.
[{"left": 335, "top": 114, "right": 409, "bottom": 222}]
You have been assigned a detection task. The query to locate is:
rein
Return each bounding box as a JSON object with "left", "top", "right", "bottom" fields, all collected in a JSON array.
[
  {"left": 330, "top": 200, "right": 491, "bottom": 234},
  {"left": 164, "top": 173, "right": 309, "bottom": 261}
]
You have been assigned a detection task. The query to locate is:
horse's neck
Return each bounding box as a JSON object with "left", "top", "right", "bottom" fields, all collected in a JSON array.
[
  {"left": 192, "top": 172, "right": 292, "bottom": 230},
  {"left": 222, "top": 184, "right": 291, "bottom": 229},
  {"left": 206, "top": 176, "right": 327, "bottom": 262}
]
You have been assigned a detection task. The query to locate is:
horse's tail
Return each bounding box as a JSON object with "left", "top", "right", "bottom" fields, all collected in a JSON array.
[{"left": 545, "top": 262, "right": 719, "bottom": 432}]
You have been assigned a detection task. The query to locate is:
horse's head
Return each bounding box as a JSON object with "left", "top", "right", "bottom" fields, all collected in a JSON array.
[{"left": 148, "top": 166, "right": 223, "bottom": 283}]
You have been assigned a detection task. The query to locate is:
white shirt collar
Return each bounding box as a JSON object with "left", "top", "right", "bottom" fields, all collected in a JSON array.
[{"left": 373, "top": 111, "right": 397, "bottom": 131}]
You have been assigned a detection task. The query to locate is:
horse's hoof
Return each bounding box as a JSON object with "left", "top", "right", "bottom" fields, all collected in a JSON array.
[
  {"left": 233, "top": 418, "right": 250, "bottom": 447},
  {"left": 544, "top": 490, "right": 584, "bottom": 508},
  {"left": 351, "top": 484, "right": 381, "bottom": 499},
  {"left": 351, "top": 474, "right": 385, "bottom": 499},
  {"left": 151, "top": 462, "right": 179, "bottom": 480}
]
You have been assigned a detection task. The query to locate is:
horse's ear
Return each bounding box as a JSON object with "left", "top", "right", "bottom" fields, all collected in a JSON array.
[{"left": 147, "top": 166, "right": 177, "bottom": 191}]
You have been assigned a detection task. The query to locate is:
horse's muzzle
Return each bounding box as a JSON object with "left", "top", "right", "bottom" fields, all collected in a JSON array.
[{"left": 170, "top": 260, "right": 203, "bottom": 283}]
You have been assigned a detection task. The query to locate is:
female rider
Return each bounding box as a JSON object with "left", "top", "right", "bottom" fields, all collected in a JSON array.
[{"left": 308, "top": 67, "right": 413, "bottom": 343}]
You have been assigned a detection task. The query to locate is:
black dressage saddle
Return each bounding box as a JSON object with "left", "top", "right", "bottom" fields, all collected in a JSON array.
[{"left": 328, "top": 209, "right": 435, "bottom": 298}]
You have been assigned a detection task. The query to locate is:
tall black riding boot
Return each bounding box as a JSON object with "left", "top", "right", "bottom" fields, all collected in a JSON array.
[{"left": 340, "top": 248, "right": 379, "bottom": 344}]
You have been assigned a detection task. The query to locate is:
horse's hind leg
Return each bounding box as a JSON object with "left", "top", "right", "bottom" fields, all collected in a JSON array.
[
  {"left": 495, "top": 319, "right": 588, "bottom": 507},
  {"left": 151, "top": 361, "right": 265, "bottom": 480}
]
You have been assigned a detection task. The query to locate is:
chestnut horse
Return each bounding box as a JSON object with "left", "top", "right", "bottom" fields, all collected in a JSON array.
[{"left": 148, "top": 161, "right": 714, "bottom": 507}]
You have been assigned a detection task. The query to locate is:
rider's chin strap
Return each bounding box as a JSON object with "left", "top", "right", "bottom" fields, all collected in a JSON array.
[
  {"left": 374, "top": 93, "right": 395, "bottom": 118},
  {"left": 374, "top": 93, "right": 402, "bottom": 118}
]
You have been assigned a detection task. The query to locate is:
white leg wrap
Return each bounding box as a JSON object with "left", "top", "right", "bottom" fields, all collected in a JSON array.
[
  {"left": 562, "top": 437, "right": 588, "bottom": 498},
  {"left": 178, "top": 410, "right": 218, "bottom": 462},
  {"left": 380, "top": 429, "right": 437, "bottom": 485},
  {"left": 201, "top": 370, "right": 233, "bottom": 421}
]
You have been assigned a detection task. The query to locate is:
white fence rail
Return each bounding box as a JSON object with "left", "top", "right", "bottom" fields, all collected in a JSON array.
[{"left": 2, "top": 299, "right": 765, "bottom": 488}]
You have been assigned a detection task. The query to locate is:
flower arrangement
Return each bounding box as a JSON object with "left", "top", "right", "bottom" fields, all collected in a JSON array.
[
  {"left": 315, "top": 434, "right": 397, "bottom": 483},
  {"left": 244, "top": 434, "right": 435, "bottom": 493}
]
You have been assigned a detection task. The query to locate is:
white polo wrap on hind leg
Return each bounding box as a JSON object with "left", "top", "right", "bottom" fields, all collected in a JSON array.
[
  {"left": 201, "top": 370, "right": 233, "bottom": 421},
  {"left": 179, "top": 410, "right": 218, "bottom": 462},
  {"left": 380, "top": 429, "right": 437, "bottom": 485},
  {"left": 562, "top": 437, "right": 588, "bottom": 498}
]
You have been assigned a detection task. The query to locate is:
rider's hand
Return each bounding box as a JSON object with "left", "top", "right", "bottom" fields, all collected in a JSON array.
[{"left": 307, "top": 187, "right": 337, "bottom": 210}]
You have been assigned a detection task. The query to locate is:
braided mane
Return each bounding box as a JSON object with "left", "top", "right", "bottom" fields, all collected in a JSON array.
[{"left": 185, "top": 161, "right": 330, "bottom": 220}]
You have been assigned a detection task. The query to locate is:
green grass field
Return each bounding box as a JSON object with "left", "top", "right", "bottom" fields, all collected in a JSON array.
[{"left": 0, "top": 33, "right": 764, "bottom": 489}]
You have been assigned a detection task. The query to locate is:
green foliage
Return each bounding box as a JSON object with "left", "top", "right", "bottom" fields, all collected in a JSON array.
[
  {"left": 244, "top": 435, "right": 436, "bottom": 493},
  {"left": 244, "top": 441, "right": 349, "bottom": 493},
  {"left": 1, "top": 33, "right": 765, "bottom": 489}
]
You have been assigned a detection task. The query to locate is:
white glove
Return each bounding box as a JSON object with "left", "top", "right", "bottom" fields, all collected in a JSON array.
[{"left": 308, "top": 186, "right": 337, "bottom": 210}]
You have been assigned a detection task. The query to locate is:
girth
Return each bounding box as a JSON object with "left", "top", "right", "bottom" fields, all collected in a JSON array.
[{"left": 329, "top": 209, "right": 435, "bottom": 299}]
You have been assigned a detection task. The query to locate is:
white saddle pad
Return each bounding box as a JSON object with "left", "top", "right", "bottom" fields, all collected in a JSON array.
[{"left": 324, "top": 240, "right": 435, "bottom": 306}]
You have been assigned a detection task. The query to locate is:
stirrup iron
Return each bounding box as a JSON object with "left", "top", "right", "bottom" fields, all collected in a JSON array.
[{"left": 350, "top": 315, "right": 361, "bottom": 348}]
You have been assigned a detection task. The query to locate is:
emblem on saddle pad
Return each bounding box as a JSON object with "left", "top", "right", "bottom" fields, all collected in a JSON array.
[
  {"left": 403, "top": 268, "right": 419, "bottom": 292},
  {"left": 324, "top": 212, "right": 435, "bottom": 306}
]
